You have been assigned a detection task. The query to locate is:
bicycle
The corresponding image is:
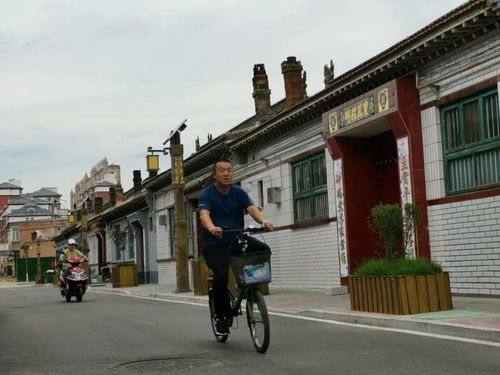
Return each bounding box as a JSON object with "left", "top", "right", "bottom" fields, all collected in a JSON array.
[{"left": 208, "top": 226, "right": 271, "bottom": 353}]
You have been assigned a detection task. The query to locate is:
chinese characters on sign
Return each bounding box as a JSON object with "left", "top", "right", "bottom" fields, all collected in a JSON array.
[
  {"left": 397, "top": 137, "right": 415, "bottom": 257},
  {"left": 173, "top": 156, "right": 185, "bottom": 184},
  {"left": 328, "top": 88, "right": 391, "bottom": 134},
  {"left": 328, "top": 96, "right": 375, "bottom": 133},
  {"left": 340, "top": 96, "right": 375, "bottom": 127},
  {"left": 334, "top": 159, "right": 349, "bottom": 277}
]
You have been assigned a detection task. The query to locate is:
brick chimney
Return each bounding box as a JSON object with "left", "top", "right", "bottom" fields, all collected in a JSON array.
[
  {"left": 94, "top": 197, "right": 103, "bottom": 213},
  {"left": 252, "top": 64, "right": 271, "bottom": 117},
  {"left": 133, "top": 170, "right": 142, "bottom": 193},
  {"left": 281, "top": 56, "right": 306, "bottom": 109},
  {"left": 115, "top": 184, "right": 124, "bottom": 203},
  {"left": 109, "top": 187, "right": 116, "bottom": 206}
]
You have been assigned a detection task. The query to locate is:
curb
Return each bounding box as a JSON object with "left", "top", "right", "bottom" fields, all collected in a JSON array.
[{"left": 300, "top": 309, "right": 500, "bottom": 344}]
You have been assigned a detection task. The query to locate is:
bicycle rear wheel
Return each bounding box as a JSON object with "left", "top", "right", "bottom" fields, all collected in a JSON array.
[{"left": 246, "top": 288, "right": 270, "bottom": 353}]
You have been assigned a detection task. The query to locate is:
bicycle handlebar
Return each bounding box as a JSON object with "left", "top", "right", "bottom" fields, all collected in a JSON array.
[{"left": 221, "top": 226, "right": 268, "bottom": 234}]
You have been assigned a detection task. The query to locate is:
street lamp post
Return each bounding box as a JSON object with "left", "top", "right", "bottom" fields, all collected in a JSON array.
[{"left": 148, "top": 119, "right": 191, "bottom": 293}]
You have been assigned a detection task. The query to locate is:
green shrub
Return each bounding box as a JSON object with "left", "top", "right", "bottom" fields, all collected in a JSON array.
[
  {"left": 354, "top": 257, "right": 442, "bottom": 276},
  {"left": 370, "top": 203, "right": 423, "bottom": 260}
]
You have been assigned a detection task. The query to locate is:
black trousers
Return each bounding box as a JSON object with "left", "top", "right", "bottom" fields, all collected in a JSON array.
[{"left": 203, "top": 236, "right": 270, "bottom": 320}]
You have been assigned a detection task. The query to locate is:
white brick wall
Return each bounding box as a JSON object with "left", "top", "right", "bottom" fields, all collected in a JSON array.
[
  {"left": 421, "top": 106, "right": 446, "bottom": 200},
  {"left": 158, "top": 259, "right": 193, "bottom": 288},
  {"left": 429, "top": 196, "right": 500, "bottom": 295},
  {"left": 155, "top": 189, "right": 175, "bottom": 282},
  {"left": 420, "top": 29, "right": 500, "bottom": 295},
  {"left": 259, "top": 223, "right": 340, "bottom": 289},
  {"left": 236, "top": 119, "right": 342, "bottom": 289}
]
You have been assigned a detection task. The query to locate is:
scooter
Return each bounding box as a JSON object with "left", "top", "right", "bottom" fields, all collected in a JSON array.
[{"left": 59, "top": 257, "right": 88, "bottom": 302}]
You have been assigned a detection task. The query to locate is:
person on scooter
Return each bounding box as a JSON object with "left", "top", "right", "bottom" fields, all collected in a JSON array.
[{"left": 59, "top": 239, "right": 87, "bottom": 278}]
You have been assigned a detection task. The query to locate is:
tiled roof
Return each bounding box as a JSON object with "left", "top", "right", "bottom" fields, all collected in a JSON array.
[
  {"left": 0, "top": 182, "right": 22, "bottom": 189},
  {"left": 32, "top": 188, "right": 60, "bottom": 197},
  {"left": 8, "top": 205, "right": 53, "bottom": 216}
]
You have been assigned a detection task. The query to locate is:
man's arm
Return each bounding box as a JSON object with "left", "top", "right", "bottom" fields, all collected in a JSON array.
[
  {"left": 199, "top": 209, "right": 223, "bottom": 238},
  {"left": 76, "top": 249, "right": 88, "bottom": 261},
  {"left": 246, "top": 205, "right": 274, "bottom": 231}
]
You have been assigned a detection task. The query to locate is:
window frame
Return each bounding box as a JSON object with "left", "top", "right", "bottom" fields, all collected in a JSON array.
[
  {"left": 441, "top": 87, "right": 500, "bottom": 195},
  {"left": 291, "top": 152, "right": 329, "bottom": 223}
]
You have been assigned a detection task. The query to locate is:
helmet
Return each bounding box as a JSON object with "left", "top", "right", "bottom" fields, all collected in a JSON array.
[{"left": 67, "top": 239, "right": 77, "bottom": 245}]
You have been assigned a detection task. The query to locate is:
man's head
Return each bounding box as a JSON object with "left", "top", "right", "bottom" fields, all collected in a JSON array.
[
  {"left": 67, "top": 239, "right": 77, "bottom": 249},
  {"left": 212, "top": 158, "right": 233, "bottom": 187}
]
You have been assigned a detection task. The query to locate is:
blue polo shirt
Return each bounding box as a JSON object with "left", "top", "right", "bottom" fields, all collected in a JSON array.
[{"left": 198, "top": 184, "right": 254, "bottom": 247}]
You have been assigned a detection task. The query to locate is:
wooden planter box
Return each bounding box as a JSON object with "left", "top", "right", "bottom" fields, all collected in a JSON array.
[
  {"left": 192, "top": 260, "right": 213, "bottom": 296},
  {"left": 349, "top": 272, "right": 452, "bottom": 315},
  {"left": 112, "top": 265, "right": 138, "bottom": 288}
]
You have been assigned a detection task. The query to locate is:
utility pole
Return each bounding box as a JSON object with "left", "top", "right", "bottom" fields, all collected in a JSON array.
[
  {"left": 170, "top": 132, "right": 191, "bottom": 292},
  {"left": 148, "top": 119, "right": 190, "bottom": 292},
  {"left": 164, "top": 120, "right": 191, "bottom": 293}
]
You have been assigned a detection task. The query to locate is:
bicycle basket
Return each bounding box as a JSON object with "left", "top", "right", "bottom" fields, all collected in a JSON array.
[{"left": 230, "top": 251, "right": 271, "bottom": 285}]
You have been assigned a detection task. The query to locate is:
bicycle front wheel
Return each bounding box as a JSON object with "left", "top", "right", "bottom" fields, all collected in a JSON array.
[{"left": 246, "top": 288, "right": 270, "bottom": 353}]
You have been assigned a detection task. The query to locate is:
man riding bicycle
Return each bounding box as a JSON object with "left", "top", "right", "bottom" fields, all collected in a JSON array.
[{"left": 199, "top": 158, "right": 274, "bottom": 336}]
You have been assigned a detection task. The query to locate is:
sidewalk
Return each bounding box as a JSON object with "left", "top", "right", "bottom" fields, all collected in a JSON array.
[{"left": 86, "top": 282, "right": 500, "bottom": 345}]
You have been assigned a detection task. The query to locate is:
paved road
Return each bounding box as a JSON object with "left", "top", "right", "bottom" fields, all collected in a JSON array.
[{"left": 1, "top": 285, "right": 499, "bottom": 375}]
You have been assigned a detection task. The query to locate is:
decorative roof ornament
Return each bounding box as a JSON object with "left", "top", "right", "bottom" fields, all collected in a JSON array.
[
  {"left": 324, "top": 59, "right": 335, "bottom": 88},
  {"left": 302, "top": 70, "right": 308, "bottom": 98}
]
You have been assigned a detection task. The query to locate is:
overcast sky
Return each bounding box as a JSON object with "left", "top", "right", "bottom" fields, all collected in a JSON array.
[{"left": 0, "top": 0, "right": 465, "bottom": 208}]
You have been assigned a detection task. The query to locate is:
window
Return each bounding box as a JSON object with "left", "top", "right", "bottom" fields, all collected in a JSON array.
[
  {"left": 9, "top": 227, "right": 20, "bottom": 242},
  {"left": 441, "top": 89, "right": 500, "bottom": 194},
  {"left": 257, "top": 180, "right": 264, "bottom": 208},
  {"left": 114, "top": 224, "right": 122, "bottom": 261},
  {"left": 292, "top": 153, "right": 328, "bottom": 222},
  {"left": 128, "top": 228, "right": 135, "bottom": 259}
]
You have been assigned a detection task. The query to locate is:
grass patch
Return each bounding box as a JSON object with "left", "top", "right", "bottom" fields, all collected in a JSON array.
[{"left": 354, "top": 257, "right": 442, "bottom": 277}]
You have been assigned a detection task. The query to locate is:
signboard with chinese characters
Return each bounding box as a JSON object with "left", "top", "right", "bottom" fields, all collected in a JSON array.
[
  {"left": 340, "top": 96, "right": 375, "bottom": 128},
  {"left": 334, "top": 159, "right": 349, "bottom": 277},
  {"left": 397, "top": 136, "right": 415, "bottom": 257},
  {"left": 327, "top": 86, "right": 392, "bottom": 134},
  {"left": 329, "top": 96, "right": 375, "bottom": 133}
]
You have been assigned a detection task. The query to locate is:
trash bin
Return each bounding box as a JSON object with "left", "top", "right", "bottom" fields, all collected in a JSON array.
[{"left": 44, "top": 270, "right": 54, "bottom": 284}]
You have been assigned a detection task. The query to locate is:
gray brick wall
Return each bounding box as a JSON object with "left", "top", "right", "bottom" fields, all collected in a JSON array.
[
  {"left": 419, "top": 30, "right": 500, "bottom": 105},
  {"left": 429, "top": 196, "right": 500, "bottom": 295}
]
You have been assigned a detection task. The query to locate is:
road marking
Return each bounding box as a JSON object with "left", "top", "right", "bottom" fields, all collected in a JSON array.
[
  {"left": 90, "top": 290, "right": 500, "bottom": 348},
  {"left": 270, "top": 311, "right": 500, "bottom": 348}
]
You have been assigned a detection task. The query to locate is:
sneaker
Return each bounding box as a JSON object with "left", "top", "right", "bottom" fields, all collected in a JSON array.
[{"left": 215, "top": 318, "right": 229, "bottom": 336}]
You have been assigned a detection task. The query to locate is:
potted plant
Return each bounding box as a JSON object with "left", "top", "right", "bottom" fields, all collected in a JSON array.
[{"left": 349, "top": 204, "right": 452, "bottom": 315}]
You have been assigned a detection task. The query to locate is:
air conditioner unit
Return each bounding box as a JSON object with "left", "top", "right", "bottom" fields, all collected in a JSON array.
[
  {"left": 267, "top": 187, "right": 281, "bottom": 204},
  {"left": 159, "top": 215, "right": 167, "bottom": 225}
]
